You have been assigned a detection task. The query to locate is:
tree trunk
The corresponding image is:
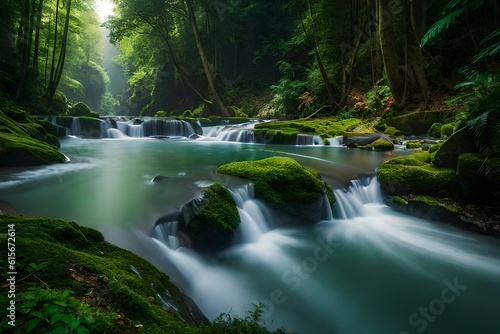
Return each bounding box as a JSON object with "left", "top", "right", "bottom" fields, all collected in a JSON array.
[
  {"left": 377, "top": 0, "right": 405, "bottom": 106},
  {"left": 46, "top": 0, "right": 72, "bottom": 100},
  {"left": 185, "top": 0, "right": 229, "bottom": 117},
  {"left": 32, "top": 0, "right": 44, "bottom": 73}
]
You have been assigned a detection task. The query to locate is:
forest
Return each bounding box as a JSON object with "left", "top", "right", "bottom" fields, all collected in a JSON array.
[
  {"left": 0, "top": 0, "right": 497, "bottom": 121},
  {"left": 1, "top": 0, "right": 500, "bottom": 333}
]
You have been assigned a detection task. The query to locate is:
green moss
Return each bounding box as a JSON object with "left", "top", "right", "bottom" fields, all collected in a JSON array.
[
  {"left": 432, "top": 127, "right": 478, "bottom": 168},
  {"left": 253, "top": 117, "right": 368, "bottom": 144},
  {"left": 406, "top": 140, "right": 422, "bottom": 149},
  {"left": 391, "top": 196, "right": 408, "bottom": 205},
  {"left": 216, "top": 157, "right": 333, "bottom": 211},
  {"left": 385, "top": 151, "right": 431, "bottom": 166},
  {"left": 0, "top": 215, "right": 201, "bottom": 332},
  {"left": 383, "top": 126, "right": 405, "bottom": 137},
  {"left": 377, "top": 160, "right": 456, "bottom": 195},
  {"left": 372, "top": 138, "right": 394, "bottom": 151},
  {"left": 413, "top": 195, "right": 461, "bottom": 213},
  {"left": 385, "top": 110, "right": 446, "bottom": 135},
  {"left": 429, "top": 143, "right": 441, "bottom": 154},
  {"left": 0, "top": 132, "right": 66, "bottom": 166},
  {"left": 428, "top": 123, "right": 443, "bottom": 138},
  {"left": 441, "top": 123, "right": 455, "bottom": 138}
]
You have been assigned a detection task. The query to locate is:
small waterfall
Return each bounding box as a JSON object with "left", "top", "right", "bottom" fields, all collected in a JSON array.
[
  {"left": 327, "top": 135, "right": 344, "bottom": 147},
  {"left": 128, "top": 124, "right": 144, "bottom": 137},
  {"left": 219, "top": 129, "right": 254, "bottom": 143},
  {"left": 204, "top": 122, "right": 257, "bottom": 143},
  {"left": 153, "top": 221, "right": 181, "bottom": 250},
  {"left": 142, "top": 119, "right": 195, "bottom": 137},
  {"left": 99, "top": 119, "right": 110, "bottom": 138},
  {"left": 296, "top": 134, "right": 323, "bottom": 145},
  {"left": 71, "top": 117, "right": 82, "bottom": 136},
  {"left": 333, "top": 177, "right": 383, "bottom": 219}
]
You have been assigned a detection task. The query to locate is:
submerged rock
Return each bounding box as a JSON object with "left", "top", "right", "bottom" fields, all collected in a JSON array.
[
  {"left": 178, "top": 182, "right": 240, "bottom": 251},
  {"left": 216, "top": 156, "right": 334, "bottom": 221}
]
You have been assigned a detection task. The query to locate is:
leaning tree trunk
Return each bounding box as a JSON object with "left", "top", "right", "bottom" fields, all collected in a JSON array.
[
  {"left": 185, "top": 0, "right": 229, "bottom": 117},
  {"left": 377, "top": 0, "right": 405, "bottom": 106}
]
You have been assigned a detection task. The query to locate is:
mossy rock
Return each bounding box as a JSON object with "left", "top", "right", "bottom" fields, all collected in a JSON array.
[
  {"left": 432, "top": 127, "right": 478, "bottom": 168},
  {"left": 216, "top": 156, "right": 334, "bottom": 221},
  {"left": 456, "top": 153, "right": 500, "bottom": 203},
  {"left": 441, "top": 123, "right": 455, "bottom": 138},
  {"left": 0, "top": 132, "right": 66, "bottom": 166},
  {"left": 377, "top": 152, "right": 456, "bottom": 195},
  {"left": 371, "top": 138, "right": 394, "bottom": 151},
  {"left": 428, "top": 123, "right": 443, "bottom": 138},
  {"left": 385, "top": 110, "right": 446, "bottom": 135},
  {"left": 406, "top": 140, "right": 422, "bottom": 149},
  {"left": 383, "top": 126, "right": 405, "bottom": 137},
  {"left": 178, "top": 183, "right": 240, "bottom": 251},
  {"left": 0, "top": 215, "right": 207, "bottom": 332},
  {"left": 253, "top": 117, "right": 367, "bottom": 144},
  {"left": 385, "top": 195, "right": 461, "bottom": 224}
]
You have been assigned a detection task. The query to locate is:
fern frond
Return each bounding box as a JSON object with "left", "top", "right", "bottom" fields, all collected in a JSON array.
[{"left": 420, "top": 8, "right": 466, "bottom": 47}]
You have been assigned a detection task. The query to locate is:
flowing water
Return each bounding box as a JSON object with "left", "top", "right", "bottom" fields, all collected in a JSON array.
[{"left": 1, "top": 138, "right": 499, "bottom": 334}]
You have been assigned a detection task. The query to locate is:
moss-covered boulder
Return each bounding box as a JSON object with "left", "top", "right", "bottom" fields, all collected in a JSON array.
[
  {"left": 385, "top": 110, "right": 446, "bottom": 135},
  {"left": 432, "top": 127, "right": 478, "bottom": 168},
  {"left": 386, "top": 195, "right": 461, "bottom": 224},
  {"left": 376, "top": 151, "right": 456, "bottom": 195},
  {"left": 216, "top": 157, "right": 334, "bottom": 221},
  {"left": 0, "top": 215, "right": 207, "bottom": 333},
  {"left": 0, "top": 110, "right": 66, "bottom": 166},
  {"left": 441, "top": 123, "right": 455, "bottom": 138},
  {"left": 178, "top": 183, "right": 240, "bottom": 251},
  {"left": 253, "top": 117, "right": 366, "bottom": 145},
  {"left": 456, "top": 153, "right": 500, "bottom": 203},
  {"left": 405, "top": 140, "right": 422, "bottom": 149},
  {"left": 428, "top": 122, "right": 443, "bottom": 138},
  {"left": 371, "top": 137, "right": 395, "bottom": 151}
]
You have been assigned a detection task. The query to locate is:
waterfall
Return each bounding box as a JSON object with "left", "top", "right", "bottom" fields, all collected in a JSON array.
[
  {"left": 142, "top": 119, "right": 195, "bottom": 137},
  {"left": 333, "top": 176, "right": 383, "bottom": 219},
  {"left": 71, "top": 117, "right": 82, "bottom": 136},
  {"left": 327, "top": 135, "right": 344, "bottom": 146},
  {"left": 153, "top": 221, "right": 181, "bottom": 250},
  {"left": 296, "top": 134, "right": 323, "bottom": 145},
  {"left": 204, "top": 122, "right": 257, "bottom": 143},
  {"left": 99, "top": 119, "right": 110, "bottom": 138}
]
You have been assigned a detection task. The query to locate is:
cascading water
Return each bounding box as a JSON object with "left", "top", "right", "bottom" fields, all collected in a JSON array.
[
  {"left": 296, "top": 134, "right": 323, "bottom": 146},
  {"left": 114, "top": 118, "right": 195, "bottom": 138},
  {"left": 3, "top": 138, "right": 500, "bottom": 334},
  {"left": 71, "top": 117, "right": 82, "bottom": 136},
  {"left": 203, "top": 121, "right": 257, "bottom": 143}
]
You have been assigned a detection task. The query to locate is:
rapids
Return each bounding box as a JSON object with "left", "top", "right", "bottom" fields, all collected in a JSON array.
[{"left": 0, "top": 138, "right": 499, "bottom": 333}]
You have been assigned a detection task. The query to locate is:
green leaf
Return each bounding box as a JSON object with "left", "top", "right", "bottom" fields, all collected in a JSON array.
[
  {"left": 69, "top": 319, "right": 81, "bottom": 330},
  {"left": 26, "top": 318, "right": 42, "bottom": 333},
  {"left": 53, "top": 300, "right": 68, "bottom": 307},
  {"left": 43, "top": 303, "right": 60, "bottom": 315},
  {"left": 61, "top": 314, "right": 73, "bottom": 324},
  {"left": 49, "top": 313, "right": 65, "bottom": 325},
  {"left": 19, "top": 301, "right": 37, "bottom": 309},
  {"left": 31, "top": 311, "right": 43, "bottom": 319}
]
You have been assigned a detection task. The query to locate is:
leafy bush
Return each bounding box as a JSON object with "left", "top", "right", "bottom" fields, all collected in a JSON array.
[{"left": 1, "top": 287, "right": 118, "bottom": 334}]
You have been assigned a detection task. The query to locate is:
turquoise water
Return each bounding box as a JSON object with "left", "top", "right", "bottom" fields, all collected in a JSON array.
[{"left": 1, "top": 138, "right": 499, "bottom": 334}]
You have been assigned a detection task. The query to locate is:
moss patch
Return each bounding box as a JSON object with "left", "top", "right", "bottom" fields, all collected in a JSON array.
[
  {"left": 179, "top": 183, "right": 240, "bottom": 250},
  {"left": 406, "top": 140, "right": 422, "bottom": 149},
  {"left": 428, "top": 123, "right": 443, "bottom": 138},
  {"left": 372, "top": 138, "right": 394, "bottom": 151},
  {"left": 0, "top": 132, "right": 66, "bottom": 166},
  {"left": 385, "top": 110, "right": 446, "bottom": 135},
  {"left": 432, "top": 127, "right": 478, "bottom": 168},
  {"left": 253, "top": 118, "right": 368, "bottom": 144},
  {"left": 216, "top": 157, "right": 334, "bottom": 216},
  {"left": 377, "top": 153, "right": 456, "bottom": 195},
  {"left": 0, "top": 215, "right": 205, "bottom": 333}
]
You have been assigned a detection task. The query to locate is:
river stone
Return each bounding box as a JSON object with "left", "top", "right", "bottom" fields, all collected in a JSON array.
[
  {"left": 178, "top": 182, "right": 240, "bottom": 251},
  {"left": 216, "top": 156, "right": 334, "bottom": 221}
]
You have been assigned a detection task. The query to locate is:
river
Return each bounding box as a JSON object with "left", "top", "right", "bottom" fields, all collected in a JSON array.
[{"left": 1, "top": 136, "right": 499, "bottom": 334}]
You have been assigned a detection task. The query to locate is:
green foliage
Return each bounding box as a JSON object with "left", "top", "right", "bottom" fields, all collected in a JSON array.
[
  {"left": 2, "top": 287, "right": 118, "bottom": 334},
  {"left": 206, "top": 302, "right": 288, "bottom": 334},
  {"left": 155, "top": 110, "right": 169, "bottom": 117},
  {"left": 364, "top": 86, "right": 394, "bottom": 116}
]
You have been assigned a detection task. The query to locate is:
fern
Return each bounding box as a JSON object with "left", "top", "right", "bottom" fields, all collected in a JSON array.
[
  {"left": 420, "top": 0, "right": 485, "bottom": 47},
  {"left": 472, "top": 28, "right": 500, "bottom": 63}
]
